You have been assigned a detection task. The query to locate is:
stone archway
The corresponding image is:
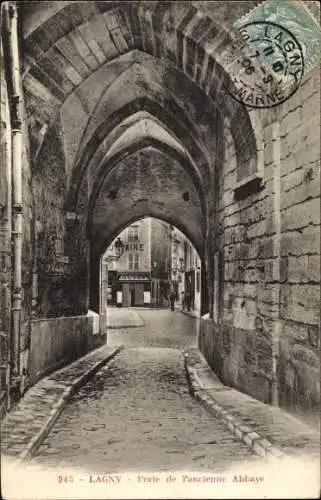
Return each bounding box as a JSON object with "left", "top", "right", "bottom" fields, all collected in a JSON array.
[
  {"left": 22, "top": 1, "right": 302, "bottom": 411},
  {"left": 87, "top": 143, "right": 206, "bottom": 313},
  {"left": 0, "top": 0, "right": 319, "bottom": 425},
  {"left": 21, "top": 3, "right": 260, "bottom": 318}
]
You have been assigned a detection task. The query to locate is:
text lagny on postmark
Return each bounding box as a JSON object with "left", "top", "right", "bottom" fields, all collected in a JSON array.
[{"left": 227, "top": 0, "right": 321, "bottom": 108}]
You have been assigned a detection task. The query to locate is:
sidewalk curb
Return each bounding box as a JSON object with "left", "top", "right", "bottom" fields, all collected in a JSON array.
[
  {"left": 107, "top": 323, "right": 144, "bottom": 329},
  {"left": 15, "top": 346, "right": 123, "bottom": 465},
  {"left": 184, "top": 360, "right": 285, "bottom": 463}
]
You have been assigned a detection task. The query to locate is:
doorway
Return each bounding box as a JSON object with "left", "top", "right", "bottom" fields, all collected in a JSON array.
[{"left": 130, "top": 288, "right": 135, "bottom": 306}]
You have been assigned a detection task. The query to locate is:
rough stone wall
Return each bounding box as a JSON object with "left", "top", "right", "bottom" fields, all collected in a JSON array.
[
  {"left": 32, "top": 120, "right": 69, "bottom": 318},
  {"left": 201, "top": 66, "right": 320, "bottom": 421},
  {"left": 17, "top": 99, "right": 96, "bottom": 393},
  {"left": 214, "top": 112, "right": 273, "bottom": 405},
  {"left": 14, "top": 77, "right": 95, "bottom": 395},
  {"left": 277, "top": 66, "right": 320, "bottom": 419},
  {"left": 31, "top": 116, "right": 90, "bottom": 318}
]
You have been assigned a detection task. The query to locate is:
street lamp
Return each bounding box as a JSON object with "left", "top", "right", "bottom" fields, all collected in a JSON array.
[{"left": 114, "top": 237, "right": 125, "bottom": 258}]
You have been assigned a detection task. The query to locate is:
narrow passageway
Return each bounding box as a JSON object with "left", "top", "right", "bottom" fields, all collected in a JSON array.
[{"left": 30, "top": 310, "right": 259, "bottom": 472}]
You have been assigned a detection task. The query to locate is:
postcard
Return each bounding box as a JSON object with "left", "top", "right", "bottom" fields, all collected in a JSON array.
[{"left": 1, "top": 1, "right": 320, "bottom": 499}]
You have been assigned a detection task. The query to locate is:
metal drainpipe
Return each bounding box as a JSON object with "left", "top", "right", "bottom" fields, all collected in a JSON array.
[
  {"left": 3, "top": 2, "right": 23, "bottom": 382},
  {"left": 3, "top": 55, "right": 13, "bottom": 408}
]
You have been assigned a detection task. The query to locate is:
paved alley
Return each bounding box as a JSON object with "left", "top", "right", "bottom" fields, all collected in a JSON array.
[
  {"left": 107, "top": 308, "right": 198, "bottom": 349},
  {"left": 106, "top": 307, "right": 145, "bottom": 329},
  {"left": 30, "top": 350, "right": 259, "bottom": 472},
  {"left": 30, "top": 310, "right": 259, "bottom": 472}
]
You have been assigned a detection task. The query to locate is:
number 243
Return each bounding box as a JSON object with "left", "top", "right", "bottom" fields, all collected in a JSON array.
[{"left": 57, "top": 475, "right": 73, "bottom": 483}]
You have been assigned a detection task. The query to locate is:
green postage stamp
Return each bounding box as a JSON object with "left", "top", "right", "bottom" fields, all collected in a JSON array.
[
  {"left": 234, "top": 0, "right": 321, "bottom": 74},
  {"left": 228, "top": 0, "right": 321, "bottom": 107}
]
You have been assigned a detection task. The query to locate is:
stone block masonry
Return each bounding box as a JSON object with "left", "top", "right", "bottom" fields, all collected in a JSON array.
[
  {"left": 200, "top": 64, "right": 320, "bottom": 423},
  {"left": 277, "top": 65, "right": 320, "bottom": 417}
]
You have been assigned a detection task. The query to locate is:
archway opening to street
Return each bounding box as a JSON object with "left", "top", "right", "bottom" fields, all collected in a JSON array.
[
  {"left": 96, "top": 217, "right": 204, "bottom": 346},
  {"left": 86, "top": 131, "right": 208, "bottom": 318}
]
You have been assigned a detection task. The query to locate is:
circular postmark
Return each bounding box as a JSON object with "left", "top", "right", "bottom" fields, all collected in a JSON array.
[{"left": 228, "top": 21, "right": 304, "bottom": 108}]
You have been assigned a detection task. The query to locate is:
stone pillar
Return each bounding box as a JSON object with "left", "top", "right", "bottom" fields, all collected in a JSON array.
[
  {"left": 200, "top": 260, "right": 209, "bottom": 316},
  {"left": 89, "top": 252, "right": 100, "bottom": 313}
]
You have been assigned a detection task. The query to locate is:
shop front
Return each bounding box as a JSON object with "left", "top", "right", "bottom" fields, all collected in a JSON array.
[{"left": 116, "top": 273, "right": 151, "bottom": 307}]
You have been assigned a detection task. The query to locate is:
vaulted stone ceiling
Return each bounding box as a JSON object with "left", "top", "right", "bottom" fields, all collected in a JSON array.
[
  {"left": 91, "top": 147, "right": 205, "bottom": 257},
  {"left": 20, "top": 1, "right": 259, "bottom": 257}
]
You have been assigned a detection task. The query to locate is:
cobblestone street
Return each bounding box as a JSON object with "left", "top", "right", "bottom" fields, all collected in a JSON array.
[
  {"left": 30, "top": 310, "right": 258, "bottom": 472},
  {"left": 107, "top": 308, "right": 198, "bottom": 349}
]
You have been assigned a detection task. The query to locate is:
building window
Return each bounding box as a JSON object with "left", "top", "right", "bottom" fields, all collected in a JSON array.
[
  {"left": 128, "top": 253, "right": 133, "bottom": 270},
  {"left": 134, "top": 253, "right": 139, "bottom": 270},
  {"left": 128, "top": 225, "right": 139, "bottom": 241}
]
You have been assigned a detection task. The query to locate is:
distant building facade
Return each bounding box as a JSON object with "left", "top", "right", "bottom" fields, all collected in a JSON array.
[
  {"left": 103, "top": 218, "right": 172, "bottom": 307},
  {"left": 104, "top": 218, "right": 151, "bottom": 307},
  {"left": 170, "top": 227, "right": 201, "bottom": 315},
  {"left": 103, "top": 220, "right": 201, "bottom": 312}
]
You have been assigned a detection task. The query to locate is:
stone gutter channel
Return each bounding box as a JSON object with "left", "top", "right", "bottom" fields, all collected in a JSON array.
[{"left": 184, "top": 348, "right": 320, "bottom": 463}]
